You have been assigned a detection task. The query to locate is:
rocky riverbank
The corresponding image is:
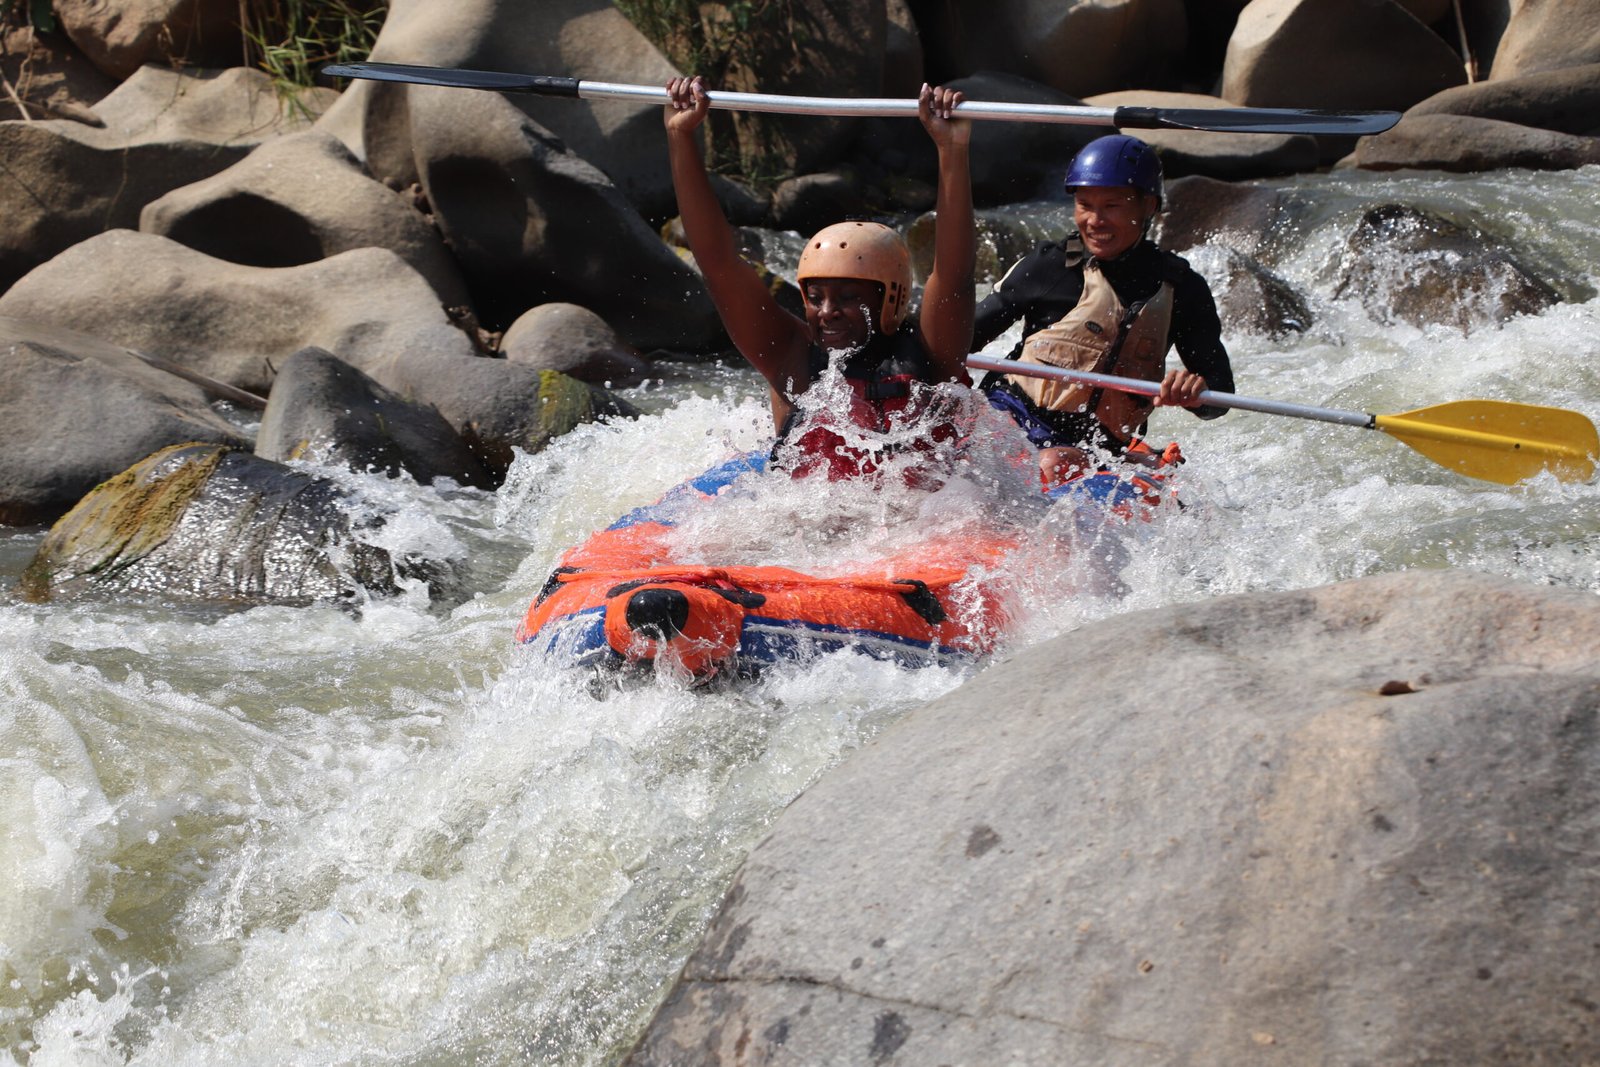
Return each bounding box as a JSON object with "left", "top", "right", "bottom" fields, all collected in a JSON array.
[
  {"left": 5, "top": 2, "right": 1599, "bottom": 575},
  {"left": 2, "top": 5, "right": 1599, "bottom": 1061}
]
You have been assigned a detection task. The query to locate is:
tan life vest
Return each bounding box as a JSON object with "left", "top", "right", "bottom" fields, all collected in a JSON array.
[{"left": 1005, "top": 262, "right": 1175, "bottom": 443}]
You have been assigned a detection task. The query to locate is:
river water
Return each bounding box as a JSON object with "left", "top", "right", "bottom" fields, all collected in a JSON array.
[{"left": 3, "top": 166, "right": 1598, "bottom": 1065}]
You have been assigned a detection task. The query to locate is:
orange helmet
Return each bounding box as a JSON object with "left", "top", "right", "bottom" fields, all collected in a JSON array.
[{"left": 796, "top": 221, "right": 913, "bottom": 334}]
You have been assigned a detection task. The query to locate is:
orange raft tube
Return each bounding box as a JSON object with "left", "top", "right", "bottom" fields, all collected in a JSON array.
[{"left": 517, "top": 450, "right": 1173, "bottom": 677}]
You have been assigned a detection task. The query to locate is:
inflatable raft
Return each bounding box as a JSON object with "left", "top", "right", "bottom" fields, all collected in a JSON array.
[{"left": 516, "top": 448, "right": 1175, "bottom": 678}]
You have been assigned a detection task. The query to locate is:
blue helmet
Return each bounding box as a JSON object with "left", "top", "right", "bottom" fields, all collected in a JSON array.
[{"left": 1064, "top": 135, "right": 1163, "bottom": 205}]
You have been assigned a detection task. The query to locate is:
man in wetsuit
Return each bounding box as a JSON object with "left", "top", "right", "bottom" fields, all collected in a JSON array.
[{"left": 973, "top": 134, "right": 1235, "bottom": 488}]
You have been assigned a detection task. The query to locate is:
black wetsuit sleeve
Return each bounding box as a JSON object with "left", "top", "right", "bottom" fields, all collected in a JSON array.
[
  {"left": 973, "top": 242, "right": 1070, "bottom": 352},
  {"left": 1169, "top": 267, "right": 1234, "bottom": 421},
  {"left": 973, "top": 289, "right": 1019, "bottom": 351}
]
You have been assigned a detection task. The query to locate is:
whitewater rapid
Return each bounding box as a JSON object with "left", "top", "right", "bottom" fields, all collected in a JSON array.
[{"left": 2, "top": 166, "right": 1598, "bottom": 1065}]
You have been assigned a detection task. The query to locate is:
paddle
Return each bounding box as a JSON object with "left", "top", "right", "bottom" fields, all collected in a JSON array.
[
  {"left": 319, "top": 61, "right": 1401, "bottom": 137},
  {"left": 966, "top": 355, "right": 1599, "bottom": 485}
]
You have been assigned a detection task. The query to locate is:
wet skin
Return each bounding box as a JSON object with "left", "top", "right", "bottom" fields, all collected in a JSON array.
[{"left": 802, "top": 278, "right": 884, "bottom": 354}]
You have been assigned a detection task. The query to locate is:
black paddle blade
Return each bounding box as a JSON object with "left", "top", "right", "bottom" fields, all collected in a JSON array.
[
  {"left": 320, "top": 61, "right": 579, "bottom": 97},
  {"left": 1112, "top": 105, "right": 1400, "bottom": 137}
]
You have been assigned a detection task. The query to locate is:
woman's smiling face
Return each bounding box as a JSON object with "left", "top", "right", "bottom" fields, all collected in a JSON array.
[
  {"left": 1072, "top": 186, "right": 1159, "bottom": 260},
  {"left": 803, "top": 277, "right": 884, "bottom": 353}
]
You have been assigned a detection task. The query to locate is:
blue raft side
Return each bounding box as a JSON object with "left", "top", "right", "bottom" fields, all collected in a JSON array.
[{"left": 526, "top": 451, "right": 1166, "bottom": 670}]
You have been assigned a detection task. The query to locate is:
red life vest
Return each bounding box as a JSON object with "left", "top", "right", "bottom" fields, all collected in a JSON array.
[{"left": 775, "top": 328, "right": 966, "bottom": 482}]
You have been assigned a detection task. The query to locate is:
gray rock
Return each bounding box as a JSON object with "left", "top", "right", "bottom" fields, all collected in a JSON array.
[
  {"left": 0, "top": 65, "right": 331, "bottom": 293},
  {"left": 382, "top": 348, "right": 640, "bottom": 479},
  {"left": 1407, "top": 63, "right": 1600, "bottom": 135},
  {"left": 1490, "top": 0, "right": 1600, "bottom": 80},
  {"left": 19, "top": 442, "right": 450, "bottom": 606},
  {"left": 0, "top": 231, "right": 479, "bottom": 396},
  {"left": 883, "top": 0, "right": 925, "bottom": 97},
  {"left": 945, "top": 71, "right": 1111, "bottom": 205},
  {"left": 0, "top": 315, "right": 248, "bottom": 526},
  {"left": 1156, "top": 175, "right": 1286, "bottom": 258},
  {"left": 256, "top": 347, "right": 491, "bottom": 488},
  {"left": 399, "top": 87, "right": 719, "bottom": 350},
  {"left": 626, "top": 569, "right": 1600, "bottom": 1066},
  {"left": 500, "top": 304, "right": 649, "bottom": 387},
  {"left": 927, "top": 0, "right": 1187, "bottom": 99},
  {"left": 770, "top": 170, "right": 870, "bottom": 235},
  {"left": 1345, "top": 113, "right": 1600, "bottom": 172},
  {"left": 56, "top": 0, "right": 242, "bottom": 80},
  {"left": 1184, "top": 245, "right": 1313, "bottom": 338},
  {"left": 1085, "top": 90, "right": 1319, "bottom": 180},
  {"left": 1222, "top": 0, "right": 1466, "bottom": 111},
  {"left": 1332, "top": 203, "right": 1559, "bottom": 332},
  {"left": 141, "top": 130, "right": 471, "bottom": 307},
  {"left": 323, "top": 0, "right": 682, "bottom": 214}
]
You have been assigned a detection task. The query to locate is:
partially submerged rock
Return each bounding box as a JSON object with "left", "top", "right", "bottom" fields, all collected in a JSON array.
[
  {"left": 500, "top": 304, "right": 650, "bottom": 387},
  {"left": 1332, "top": 203, "right": 1559, "bottom": 332},
  {"left": 256, "top": 347, "right": 492, "bottom": 488},
  {"left": 382, "top": 351, "right": 640, "bottom": 479},
  {"left": 20, "top": 443, "right": 448, "bottom": 606},
  {"left": 626, "top": 569, "right": 1600, "bottom": 1065},
  {"left": 0, "top": 316, "right": 248, "bottom": 526},
  {"left": 1183, "top": 245, "right": 1313, "bottom": 338}
]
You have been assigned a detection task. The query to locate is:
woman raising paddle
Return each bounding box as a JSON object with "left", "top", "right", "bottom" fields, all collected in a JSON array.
[{"left": 664, "top": 76, "right": 975, "bottom": 480}]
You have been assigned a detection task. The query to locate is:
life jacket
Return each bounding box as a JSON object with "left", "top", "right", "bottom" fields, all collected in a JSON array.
[
  {"left": 1004, "top": 260, "right": 1175, "bottom": 445},
  {"left": 776, "top": 327, "right": 963, "bottom": 482}
]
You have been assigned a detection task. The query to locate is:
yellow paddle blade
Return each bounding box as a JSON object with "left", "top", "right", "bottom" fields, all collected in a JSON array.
[{"left": 1374, "top": 400, "right": 1599, "bottom": 485}]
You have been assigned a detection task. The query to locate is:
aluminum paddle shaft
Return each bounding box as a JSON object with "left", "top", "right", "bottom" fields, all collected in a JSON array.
[
  {"left": 319, "top": 62, "right": 1401, "bottom": 136},
  {"left": 967, "top": 356, "right": 1599, "bottom": 485}
]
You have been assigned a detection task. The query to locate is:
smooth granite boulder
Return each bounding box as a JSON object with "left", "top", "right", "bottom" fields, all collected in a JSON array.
[
  {"left": 626, "top": 569, "right": 1600, "bottom": 1065},
  {"left": 0, "top": 315, "right": 248, "bottom": 526}
]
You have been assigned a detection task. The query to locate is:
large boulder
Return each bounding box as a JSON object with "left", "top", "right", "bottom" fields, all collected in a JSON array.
[
  {"left": 388, "top": 86, "right": 719, "bottom": 349},
  {"left": 19, "top": 442, "right": 451, "bottom": 606},
  {"left": 632, "top": 0, "right": 890, "bottom": 179},
  {"left": 1345, "top": 113, "right": 1600, "bottom": 172},
  {"left": 0, "top": 65, "right": 331, "bottom": 293},
  {"left": 55, "top": 0, "right": 242, "bottom": 80},
  {"left": 625, "top": 569, "right": 1600, "bottom": 1065},
  {"left": 1459, "top": 0, "right": 1516, "bottom": 78},
  {"left": 316, "top": 0, "right": 681, "bottom": 214},
  {"left": 0, "top": 231, "right": 479, "bottom": 395},
  {"left": 924, "top": 0, "right": 1188, "bottom": 99},
  {"left": 140, "top": 130, "right": 471, "bottom": 307},
  {"left": 1331, "top": 203, "right": 1559, "bottom": 332},
  {"left": 1490, "top": 0, "right": 1600, "bottom": 80},
  {"left": 1084, "top": 90, "right": 1319, "bottom": 180},
  {"left": 883, "top": 0, "right": 925, "bottom": 97},
  {"left": 1407, "top": 62, "right": 1600, "bottom": 135},
  {"left": 1222, "top": 0, "right": 1466, "bottom": 110},
  {"left": 0, "top": 316, "right": 248, "bottom": 526},
  {"left": 256, "top": 347, "right": 492, "bottom": 488}
]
